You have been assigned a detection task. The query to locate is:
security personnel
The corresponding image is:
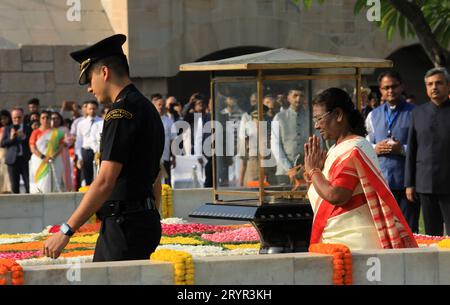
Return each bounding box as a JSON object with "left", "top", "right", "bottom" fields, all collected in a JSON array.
[{"left": 43, "top": 34, "right": 165, "bottom": 261}]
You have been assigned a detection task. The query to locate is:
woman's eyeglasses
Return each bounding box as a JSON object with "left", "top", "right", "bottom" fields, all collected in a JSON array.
[{"left": 312, "top": 111, "right": 331, "bottom": 124}]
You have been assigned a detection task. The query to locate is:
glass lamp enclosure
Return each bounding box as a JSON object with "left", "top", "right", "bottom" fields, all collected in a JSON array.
[
  {"left": 210, "top": 69, "right": 361, "bottom": 206},
  {"left": 183, "top": 48, "right": 392, "bottom": 253}
]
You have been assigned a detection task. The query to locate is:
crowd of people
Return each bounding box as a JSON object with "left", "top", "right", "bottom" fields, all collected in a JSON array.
[
  {"left": 0, "top": 67, "right": 448, "bottom": 238},
  {"left": 0, "top": 98, "right": 110, "bottom": 194},
  {"left": 150, "top": 67, "right": 449, "bottom": 238}
]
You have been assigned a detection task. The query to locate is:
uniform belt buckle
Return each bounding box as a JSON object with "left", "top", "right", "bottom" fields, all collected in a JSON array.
[{"left": 145, "top": 198, "right": 154, "bottom": 210}]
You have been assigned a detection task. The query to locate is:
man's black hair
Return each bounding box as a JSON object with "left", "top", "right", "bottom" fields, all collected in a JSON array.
[
  {"left": 27, "top": 98, "right": 40, "bottom": 106},
  {"left": 91, "top": 55, "right": 130, "bottom": 79},
  {"left": 377, "top": 71, "right": 403, "bottom": 84},
  {"left": 151, "top": 93, "right": 163, "bottom": 101},
  {"left": 288, "top": 86, "right": 304, "bottom": 95},
  {"left": 84, "top": 100, "right": 99, "bottom": 108}
]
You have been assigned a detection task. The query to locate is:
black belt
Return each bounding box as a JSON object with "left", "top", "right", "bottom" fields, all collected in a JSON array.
[{"left": 96, "top": 198, "right": 156, "bottom": 220}]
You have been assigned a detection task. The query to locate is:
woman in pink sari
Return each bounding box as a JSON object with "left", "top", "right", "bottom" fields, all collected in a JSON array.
[{"left": 303, "top": 88, "right": 417, "bottom": 250}]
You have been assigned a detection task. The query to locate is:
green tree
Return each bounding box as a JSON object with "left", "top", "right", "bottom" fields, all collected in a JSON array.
[{"left": 293, "top": 0, "right": 449, "bottom": 68}]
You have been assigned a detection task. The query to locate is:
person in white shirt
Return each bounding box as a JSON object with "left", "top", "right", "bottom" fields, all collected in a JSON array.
[
  {"left": 74, "top": 101, "right": 103, "bottom": 185},
  {"left": 70, "top": 101, "right": 88, "bottom": 137},
  {"left": 153, "top": 96, "right": 176, "bottom": 185},
  {"left": 271, "top": 87, "right": 309, "bottom": 185},
  {"left": 70, "top": 101, "right": 89, "bottom": 190}
]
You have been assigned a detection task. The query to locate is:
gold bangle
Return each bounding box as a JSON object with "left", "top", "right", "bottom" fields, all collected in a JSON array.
[
  {"left": 308, "top": 168, "right": 322, "bottom": 179},
  {"left": 303, "top": 171, "right": 312, "bottom": 183}
]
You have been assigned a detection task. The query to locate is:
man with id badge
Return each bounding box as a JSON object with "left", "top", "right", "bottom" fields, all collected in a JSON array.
[{"left": 365, "top": 71, "right": 419, "bottom": 233}]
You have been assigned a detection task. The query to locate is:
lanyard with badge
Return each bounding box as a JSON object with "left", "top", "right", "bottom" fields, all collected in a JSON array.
[{"left": 384, "top": 102, "right": 402, "bottom": 139}]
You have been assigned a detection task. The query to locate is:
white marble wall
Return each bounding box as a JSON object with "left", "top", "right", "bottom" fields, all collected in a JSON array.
[
  {"left": 22, "top": 248, "right": 450, "bottom": 285},
  {"left": 0, "top": 189, "right": 228, "bottom": 233}
]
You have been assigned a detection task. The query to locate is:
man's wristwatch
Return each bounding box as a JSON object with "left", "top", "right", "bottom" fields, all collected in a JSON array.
[{"left": 60, "top": 223, "right": 75, "bottom": 236}]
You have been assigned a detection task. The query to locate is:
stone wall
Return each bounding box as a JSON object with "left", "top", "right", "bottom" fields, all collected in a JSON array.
[
  {"left": 0, "top": 189, "right": 225, "bottom": 233},
  {"left": 125, "top": 0, "right": 417, "bottom": 78},
  {"left": 23, "top": 248, "right": 450, "bottom": 285},
  {"left": 0, "top": 46, "right": 93, "bottom": 109},
  {"left": 0, "top": 0, "right": 113, "bottom": 47},
  {"left": 0, "top": 0, "right": 421, "bottom": 107},
  {"left": 0, "top": 192, "right": 85, "bottom": 233}
]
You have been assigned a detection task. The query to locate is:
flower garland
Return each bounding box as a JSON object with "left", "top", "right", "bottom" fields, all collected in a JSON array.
[
  {"left": 438, "top": 239, "right": 450, "bottom": 249},
  {"left": 413, "top": 234, "right": 449, "bottom": 247},
  {"left": 161, "top": 184, "right": 173, "bottom": 219},
  {"left": 222, "top": 243, "right": 260, "bottom": 250},
  {"left": 70, "top": 234, "right": 99, "bottom": 244},
  {"left": 161, "top": 217, "right": 187, "bottom": 225},
  {"left": 0, "top": 251, "right": 41, "bottom": 260},
  {"left": 0, "top": 259, "right": 24, "bottom": 285},
  {"left": 162, "top": 223, "right": 233, "bottom": 236},
  {"left": 151, "top": 249, "right": 194, "bottom": 285},
  {"left": 17, "top": 256, "right": 93, "bottom": 267},
  {"left": 201, "top": 227, "right": 259, "bottom": 243},
  {"left": 157, "top": 245, "right": 259, "bottom": 257},
  {"left": 157, "top": 244, "right": 225, "bottom": 256},
  {"left": 0, "top": 234, "right": 34, "bottom": 239},
  {"left": 78, "top": 186, "right": 89, "bottom": 193},
  {"left": 160, "top": 236, "right": 205, "bottom": 245},
  {"left": 309, "top": 243, "right": 352, "bottom": 285},
  {"left": 0, "top": 232, "right": 49, "bottom": 245},
  {"left": 61, "top": 250, "right": 95, "bottom": 258}
]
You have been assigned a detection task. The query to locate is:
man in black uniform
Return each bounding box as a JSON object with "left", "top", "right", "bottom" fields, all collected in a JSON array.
[{"left": 43, "top": 34, "right": 165, "bottom": 261}]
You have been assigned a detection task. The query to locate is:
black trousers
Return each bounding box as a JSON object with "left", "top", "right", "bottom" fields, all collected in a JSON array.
[
  {"left": 204, "top": 157, "right": 213, "bottom": 188},
  {"left": 93, "top": 209, "right": 162, "bottom": 262},
  {"left": 392, "top": 189, "right": 421, "bottom": 233},
  {"left": 74, "top": 155, "right": 81, "bottom": 191},
  {"left": 7, "top": 156, "right": 29, "bottom": 193},
  {"left": 81, "top": 148, "right": 94, "bottom": 185},
  {"left": 163, "top": 160, "right": 171, "bottom": 186},
  {"left": 418, "top": 193, "right": 450, "bottom": 236}
]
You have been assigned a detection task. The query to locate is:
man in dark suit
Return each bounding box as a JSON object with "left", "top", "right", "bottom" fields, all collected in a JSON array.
[
  {"left": 1, "top": 108, "right": 32, "bottom": 193},
  {"left": 405, "top": 67, "right": 450, "bottom": 236}
]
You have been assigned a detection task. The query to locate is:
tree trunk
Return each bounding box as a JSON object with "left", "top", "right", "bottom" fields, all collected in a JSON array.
[{"left": 388, "top": 0, "right": 449, "bottom": 68}]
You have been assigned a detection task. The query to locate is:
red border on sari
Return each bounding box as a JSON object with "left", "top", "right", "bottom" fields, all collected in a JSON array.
[{"left": 310, "top": 147, "right": 417, "bottom": 248}]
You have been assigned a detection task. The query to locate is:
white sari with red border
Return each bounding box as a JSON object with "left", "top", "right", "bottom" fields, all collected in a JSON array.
[{"left": 307, "top": 136, "right": 417, "bottom": 250}]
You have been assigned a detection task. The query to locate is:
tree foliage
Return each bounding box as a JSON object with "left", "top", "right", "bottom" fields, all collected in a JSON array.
[
  {"left": 354, "top": 0, "right": 449, "bottom": 49},
  {"left": 292, "top": 0, "right": 449, "bottom": 67}
]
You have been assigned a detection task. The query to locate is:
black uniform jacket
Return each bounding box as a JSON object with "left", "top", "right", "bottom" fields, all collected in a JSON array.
[{"left": 100, "top": 84, "right": 164, "bottom": 201}]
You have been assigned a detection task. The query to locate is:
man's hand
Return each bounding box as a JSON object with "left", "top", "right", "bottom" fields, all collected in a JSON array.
[
  {"left": 171, "top": 155, "right": 176, "bottom": 169},
  {"left": 389, "top": 140, "right": 403, "bottom": 155},
  {"left": 43, "top": 232, "right": 71, "bottom": 259},
  {"left": 375, "top": 139, "right": 390, "bottom": 155},
  {"left": 406, "top": 187, "right": 416, "bottom": 202},
  {"left": 10, "top": 129, "right": 17, "bottom": 140},
  {"left": 77, "top": 159, "right": 84, "bottom": 169}
]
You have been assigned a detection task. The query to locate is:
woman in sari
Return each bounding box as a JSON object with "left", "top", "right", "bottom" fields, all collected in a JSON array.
[
  {"left": 29, "top": 111, "right": 72, "bottom": 193},
  {"left": 302, "top": 88, "right": 417, "bottom": 250},
  {"left": 50, "top": 112, "right": 74, "bottom": 192}
]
